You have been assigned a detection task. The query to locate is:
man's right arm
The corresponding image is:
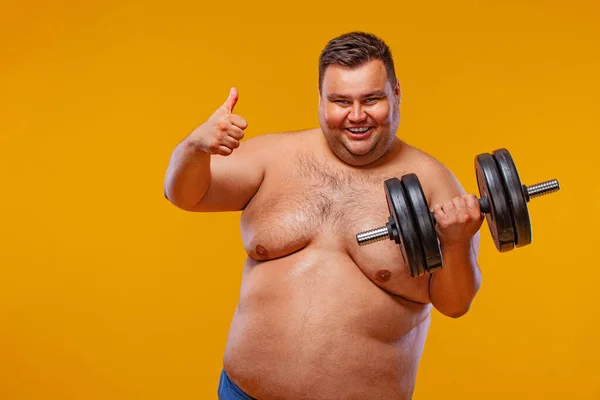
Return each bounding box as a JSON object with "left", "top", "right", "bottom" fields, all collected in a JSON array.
[{"left": 163, "top": 87, "right": 267, "bottom": 212}]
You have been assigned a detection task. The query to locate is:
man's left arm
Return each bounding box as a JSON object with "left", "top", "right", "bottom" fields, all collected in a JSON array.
[{"left": 426, "top": 167, "right": 483, "bottom": 318}]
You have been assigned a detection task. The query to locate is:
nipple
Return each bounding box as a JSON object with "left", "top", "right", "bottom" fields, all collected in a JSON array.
[
  {"left": 255, "top": 245, "right": 269, "bottom": 259},
  {"left": 377, "top": 269, "right": 392, "bottom": 282}
]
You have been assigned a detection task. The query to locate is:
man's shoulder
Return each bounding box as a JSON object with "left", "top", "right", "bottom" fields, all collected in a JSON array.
[
  {"left": 237, "top": 128, "right": 320, "bottom": 169},
  {"left": 402, "top": 142, "right": 453, "bottom": 178},
  {"left": 399, "top": 142, "right": 463, "bottom": 197}
]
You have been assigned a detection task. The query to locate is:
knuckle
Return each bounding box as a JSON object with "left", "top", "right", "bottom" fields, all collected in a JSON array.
[
  {"left": 215, "top": 129, "right": 227, "bottom": 140},
  {"left": 217, "top": 121, "right": 228, "bottom": 131},
  {"left": 209, "top": 138, "right": 222, "bottom": 151}
]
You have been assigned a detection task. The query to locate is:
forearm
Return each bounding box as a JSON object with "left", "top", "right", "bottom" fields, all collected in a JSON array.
[
  {"left": 429, "top": 237, "right": 481, "bottom": 318},
  {"left": 164, "top": 138, "right": 211, "bottom": 210}
]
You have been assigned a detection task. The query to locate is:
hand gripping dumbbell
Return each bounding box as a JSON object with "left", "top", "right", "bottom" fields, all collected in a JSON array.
[{"left": 355, "top": 148, "right": 560, "bottom": 278}]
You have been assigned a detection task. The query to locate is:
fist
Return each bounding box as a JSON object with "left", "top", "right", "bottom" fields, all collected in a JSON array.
[
  {"left": 432, "top": 194, "right": 484, "bottom": 247},
  {"left": 190, "top": 87, "right": 248, "bottom": 156}
]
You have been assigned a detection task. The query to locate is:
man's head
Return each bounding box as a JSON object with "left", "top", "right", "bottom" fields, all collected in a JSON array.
[{"left": 318, "top": 32, "right": 401, "bottom": 166}]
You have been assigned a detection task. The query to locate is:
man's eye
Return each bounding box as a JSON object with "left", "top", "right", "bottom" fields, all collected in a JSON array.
[
  {"left": 334, "top": 100, "right": 350, "bottom": 105},
  {"left": 364, "top": 98, "right": 379, "bottom": 104}
]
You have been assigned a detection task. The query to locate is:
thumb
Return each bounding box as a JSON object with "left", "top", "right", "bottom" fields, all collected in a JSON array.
[{"left": 222, "top": 87, "right": 238, "bottom": 112}]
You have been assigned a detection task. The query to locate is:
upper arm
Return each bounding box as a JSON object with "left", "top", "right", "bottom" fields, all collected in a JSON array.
[
  {"left": 420, "top": 156, "right": 481, "bottom": 257},
  {"left": 422, "top": 160, "right": 465, "bottom": 208},
  {"left": 191, "top": 133, "right": 275, "bottom": 212}
]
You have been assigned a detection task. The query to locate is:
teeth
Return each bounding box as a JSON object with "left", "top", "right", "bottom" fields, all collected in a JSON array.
[{"left": 348, "top": 127, "right": 370, "bottom": 133}]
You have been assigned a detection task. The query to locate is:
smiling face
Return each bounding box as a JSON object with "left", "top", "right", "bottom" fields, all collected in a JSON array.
[{"left": 318, "top": 59, "right": 401, "bottom": 166}]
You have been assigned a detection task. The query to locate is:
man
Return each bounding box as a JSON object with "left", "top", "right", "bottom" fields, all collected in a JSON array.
[{"left": 164, "top": 32, "right": 483, "bottom": 400}]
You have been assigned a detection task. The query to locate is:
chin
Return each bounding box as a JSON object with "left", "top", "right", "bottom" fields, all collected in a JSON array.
[
  {"left": 343, "top": 138, "right": 378, "bottom": 157},
  {"left": 339, "top": 148, "right": 383, "bottom": 167}
]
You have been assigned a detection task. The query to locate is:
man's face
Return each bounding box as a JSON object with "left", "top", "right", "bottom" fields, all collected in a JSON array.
[{"left": 318, "top": 59, "right": 400, "bottom": 166}]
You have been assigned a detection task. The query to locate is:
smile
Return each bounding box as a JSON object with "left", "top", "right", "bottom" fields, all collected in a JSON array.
[{"left": 345, "top": 127, "right": 374, "bottom": 139}]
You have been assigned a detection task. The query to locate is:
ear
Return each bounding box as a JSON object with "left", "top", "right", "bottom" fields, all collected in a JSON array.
[
  {"left": 395, "top": 79, "right": 402, "bottom": 104},
  {"left": 317, "top": 84, "right": 322, "bottom": 106}
]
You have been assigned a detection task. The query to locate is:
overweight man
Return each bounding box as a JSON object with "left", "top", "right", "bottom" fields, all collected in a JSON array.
[{"left": 164, "top": 31, "right": 483, "bottom": 400}]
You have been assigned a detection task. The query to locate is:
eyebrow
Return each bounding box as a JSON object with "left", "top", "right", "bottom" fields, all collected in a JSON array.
[{"left": 326, "top": 90, "right": 387, "bottom": 100}]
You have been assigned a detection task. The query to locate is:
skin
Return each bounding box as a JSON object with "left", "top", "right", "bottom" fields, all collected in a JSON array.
[
  {"left": 317, "top": 61, "right": 400, "bottom": 167},
  {"left": 164, "top": 59, "right": 483, "bottom": 399}
]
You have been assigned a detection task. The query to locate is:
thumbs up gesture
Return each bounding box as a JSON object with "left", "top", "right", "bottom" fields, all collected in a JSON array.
[{"left": 190, "top": 87, "right": 248, "bottom": 156}]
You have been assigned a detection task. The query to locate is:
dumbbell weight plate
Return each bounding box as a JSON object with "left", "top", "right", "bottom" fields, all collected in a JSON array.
[
  {"left": 492, "top": 149, "right": 532, "bottom": 248},
  {"left": 400, "top": 174, "right": 443, "bottom": 273},
  {"left": 475, "top": 153, "right": 515, "bottom": 252},
  {"left": 384, "top": 178, "right": 427, "bottom": 277}
]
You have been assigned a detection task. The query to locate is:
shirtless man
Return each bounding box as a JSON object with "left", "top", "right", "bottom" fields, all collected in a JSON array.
[{"left": 164, "top": 32, "right": 483, "bottom": 400}]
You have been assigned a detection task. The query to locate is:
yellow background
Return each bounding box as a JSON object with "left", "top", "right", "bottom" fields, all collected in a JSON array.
[{"left": 1, "top": 0, "right": 598, "bottom": 399}]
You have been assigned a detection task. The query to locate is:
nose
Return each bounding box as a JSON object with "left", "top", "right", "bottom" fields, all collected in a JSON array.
[{"left": 348, "top": 103, "right": 367, "bottom": 123}]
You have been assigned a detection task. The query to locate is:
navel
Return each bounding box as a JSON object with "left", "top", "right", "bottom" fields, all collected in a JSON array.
[{"left": 377, "top": 269, "right": 392, "bottom": 282}]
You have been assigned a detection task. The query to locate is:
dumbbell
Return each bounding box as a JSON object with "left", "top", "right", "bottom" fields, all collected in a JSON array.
[{"left": 355, "top": 148, "right": 560, "bottom": 278}]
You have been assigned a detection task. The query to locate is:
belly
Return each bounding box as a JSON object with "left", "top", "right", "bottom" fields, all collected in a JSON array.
[{"left": 223, "top": 245, "right": 432, "bottom": 400}]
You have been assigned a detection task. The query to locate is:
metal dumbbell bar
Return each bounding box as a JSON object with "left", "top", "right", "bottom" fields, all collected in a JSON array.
[{"left": 356, "top": 149, "right": 560, "bottom": 278}]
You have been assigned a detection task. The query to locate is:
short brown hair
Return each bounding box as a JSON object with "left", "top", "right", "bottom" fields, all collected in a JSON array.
[{"left": 318, "top": 32, "right": 397, "bottom": 92}]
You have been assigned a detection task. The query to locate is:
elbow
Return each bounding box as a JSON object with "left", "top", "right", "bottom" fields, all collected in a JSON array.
[
  {"left": 431, "top": 259, "right": 482, "bottom": 319},
  {"left": 433, "top": 283, "right": 481, "bottom": 319},
  {"left": 433, "top": 297, "right": 474, "bottom": 318},
  {"left": 163, "top": 184, "right": 196, "bottom": 211},
  {"left": 442, "top": 304, "right": 472, "bottom": 319},
  {"left": 164, "top": 195, "right": 199, "bottom": 212},
  {"left": 163, "top": 183, "right": 176, "bottom": 205}
]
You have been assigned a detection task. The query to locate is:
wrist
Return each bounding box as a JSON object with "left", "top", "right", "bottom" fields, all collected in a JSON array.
[{"left": 183, "top": 133, "right": 210, "bottom": 155}]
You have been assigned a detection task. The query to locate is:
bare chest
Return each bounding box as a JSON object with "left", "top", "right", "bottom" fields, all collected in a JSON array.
[{"left": 240, "top": 152, "right": 431, "bottom": 302}]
